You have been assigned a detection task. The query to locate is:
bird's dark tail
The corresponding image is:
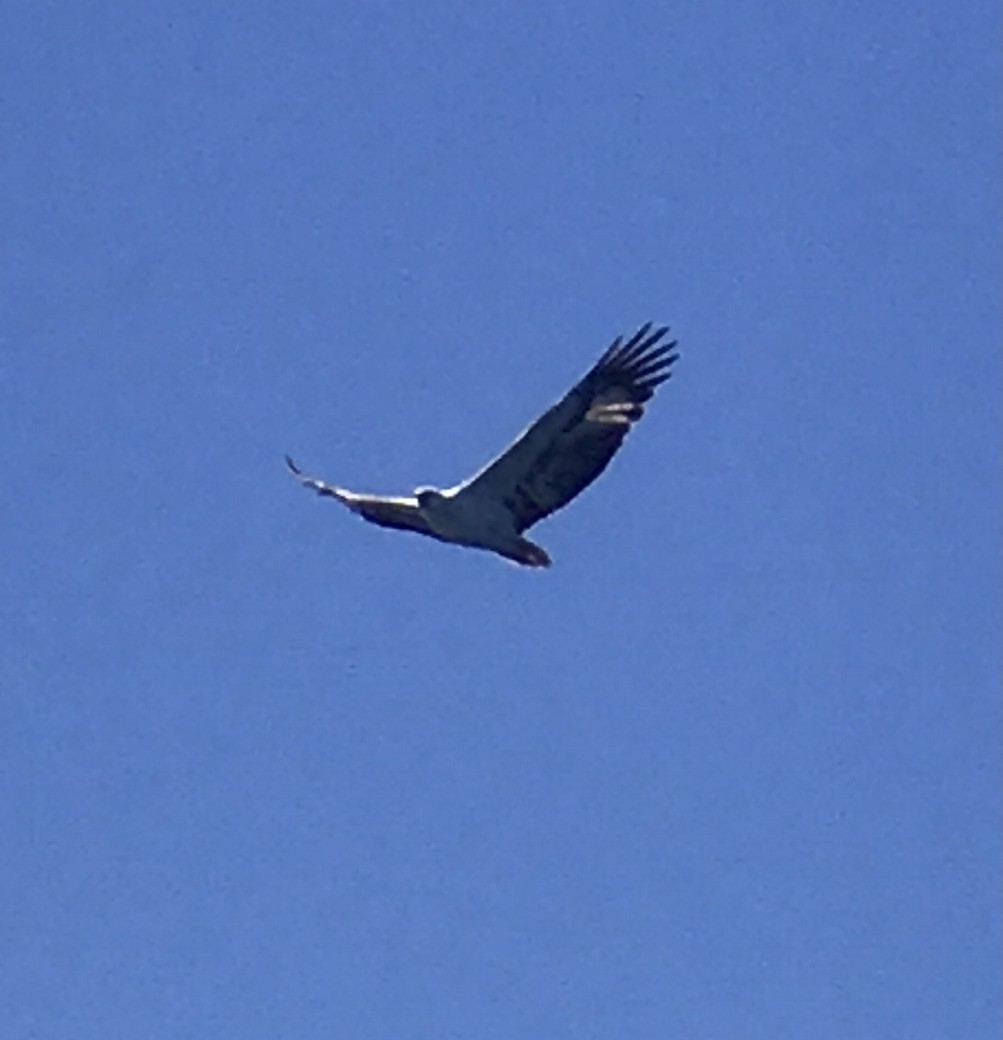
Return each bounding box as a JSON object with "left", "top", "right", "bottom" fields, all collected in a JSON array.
[{"left": 512, "top": 538, "right": 552, "bottom": 568}]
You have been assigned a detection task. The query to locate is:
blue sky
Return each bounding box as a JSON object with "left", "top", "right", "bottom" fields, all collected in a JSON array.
[{"left": 2, "top": 2, "right": 1000, "bottom": 1037}]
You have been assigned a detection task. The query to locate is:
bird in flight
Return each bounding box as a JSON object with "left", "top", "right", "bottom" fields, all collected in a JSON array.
[{"left": 286, "top": 322, "right": 679, "bottom": 568}]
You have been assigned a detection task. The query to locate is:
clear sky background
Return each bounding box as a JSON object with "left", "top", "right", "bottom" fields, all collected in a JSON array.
[{"left": 2, "top": 3, "right": 1000, "bottom": 1038}]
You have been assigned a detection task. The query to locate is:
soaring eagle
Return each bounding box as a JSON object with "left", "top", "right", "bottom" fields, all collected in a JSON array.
[{"left": 286, "top": 322, "right": 679, "bottom": 567}]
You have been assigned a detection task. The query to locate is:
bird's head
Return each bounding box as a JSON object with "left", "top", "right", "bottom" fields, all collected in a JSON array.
[{"left": 414, "top": 487, "right": 445, "bottom": 512}]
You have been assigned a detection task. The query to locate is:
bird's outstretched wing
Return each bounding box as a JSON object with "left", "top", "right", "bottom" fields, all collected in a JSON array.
[
  {"left": 284, "top": 456, "right": 440, "bottom": 538},
  {"left": 456, "top": 324, "right": 678, "bottom": 532}
]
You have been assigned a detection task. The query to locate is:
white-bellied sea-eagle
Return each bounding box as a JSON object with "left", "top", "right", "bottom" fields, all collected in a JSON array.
[{"left": 286, "top": 322, "right": 679, "bottom": 567}]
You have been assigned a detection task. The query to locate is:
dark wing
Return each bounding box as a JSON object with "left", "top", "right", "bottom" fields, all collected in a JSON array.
[
  {"left": 455, "top": 323, "right": 678, "bottom": 532},
  {"left": 284, "top": 456, "right": 443, "bottom": 539}
]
